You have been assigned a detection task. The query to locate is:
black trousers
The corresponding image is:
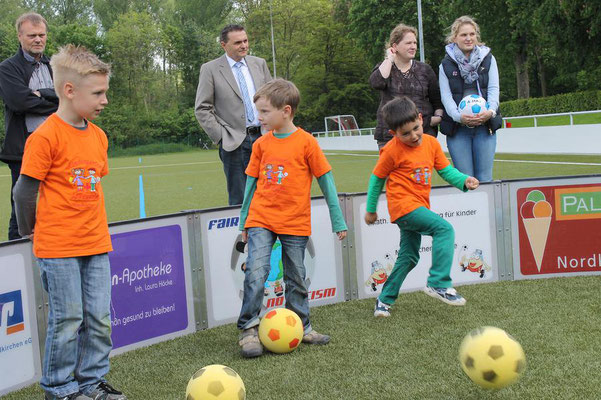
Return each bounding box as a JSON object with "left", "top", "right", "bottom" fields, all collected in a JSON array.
[
  {"left": 8, "top": 161, "right": 21, "bottom": 240},
  {"left": 219, "top": 133, "right": 260, "bottom": 206}
]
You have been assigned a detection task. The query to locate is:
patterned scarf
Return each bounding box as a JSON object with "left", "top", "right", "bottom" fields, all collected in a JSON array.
[{"left": 452, "top": 44, "right": 482, "bottom": 85}]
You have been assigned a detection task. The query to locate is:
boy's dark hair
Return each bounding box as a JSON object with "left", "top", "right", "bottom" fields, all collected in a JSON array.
[
  {"left": 220, "top": 24, "right": 245, "bottom": 43},
  {"left": 254, "top": 79, "right": 300, "bottom": 115},
  {"left": 382, "top": 96, "right": 420, "bottom": 131}
]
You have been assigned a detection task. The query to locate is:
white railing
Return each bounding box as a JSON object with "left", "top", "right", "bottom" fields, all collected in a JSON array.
[
  {"left": 502, "top": 109, "right": 601, "bottom": 128},
  {"left": 312, "top": 110, "right": 601, "bottom": 137}
]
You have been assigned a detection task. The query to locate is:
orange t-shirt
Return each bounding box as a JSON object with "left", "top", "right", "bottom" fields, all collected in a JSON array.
[
  {"left": 373, "top": 134, "right": 450, "bottom": 222},
  {"left": 244, "top": 128, "right": 331, "bottom": 235},
  {"left": 20, "top": 113, "right": 112, "bottom": 258}
]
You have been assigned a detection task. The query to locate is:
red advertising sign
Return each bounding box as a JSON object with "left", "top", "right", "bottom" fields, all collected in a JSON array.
[{"left": 517, "top": 183, "right": 601, "bottom": 275}]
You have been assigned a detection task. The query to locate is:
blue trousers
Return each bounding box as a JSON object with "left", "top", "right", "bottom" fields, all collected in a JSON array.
[
  {"left": 218, "top": 133, "right": 260, "bottom": 205},
  {"left": 237, "top": 227, "right": 313, "bottom": 334},
  {"left": 446, "top": 125, "right": 496, "bottom": 182},
  {"left": 38, "top": 254, "right": 112, "bottom": 398}
]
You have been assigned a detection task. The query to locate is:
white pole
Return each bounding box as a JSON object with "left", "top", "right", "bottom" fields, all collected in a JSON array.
[
  {"left": 417, "top": 0, "right": 425, "bottom": 63},
  {"left": 269, "top": 1, "right": 277, "bottom": 77}
]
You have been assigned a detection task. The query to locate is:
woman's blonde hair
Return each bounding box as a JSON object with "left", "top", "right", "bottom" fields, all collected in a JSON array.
[
  {"left": 445, "top": 16, "right": 484, "bottom": 45},
  {"left": 388, "top": 23, "right": 418, "bottom": 48}
]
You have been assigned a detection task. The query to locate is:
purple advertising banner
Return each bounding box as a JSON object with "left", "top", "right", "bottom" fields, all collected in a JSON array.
[{"left": 109, "top": 225, "right": 188, "bottom": 349}]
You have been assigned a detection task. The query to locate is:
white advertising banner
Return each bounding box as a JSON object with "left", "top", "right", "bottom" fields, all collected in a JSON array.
[
  {"left": 0, "top": 248, "right": 42, "bottom": 395},
  {"left": 352, "top": 186, "right": 499, "bottom": 299},
  {"left": 200, "top": 199, "right": 345, "bottom": 328}
]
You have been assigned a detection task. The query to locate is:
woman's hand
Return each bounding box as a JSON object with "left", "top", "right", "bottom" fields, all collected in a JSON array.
[
  {"left": 385, "top": 47, "right": 396, "bottom": 63},
  {"left": 460, "top": 114, "right": 481, "bottom": 128},
  {"left": 474, "top": 110, "right": 493, "bottom": 125}
]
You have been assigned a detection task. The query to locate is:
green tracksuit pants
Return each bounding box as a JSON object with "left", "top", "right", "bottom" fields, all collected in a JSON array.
[{"left": 379, "top": 206, "right": 455, "bottom": 305}]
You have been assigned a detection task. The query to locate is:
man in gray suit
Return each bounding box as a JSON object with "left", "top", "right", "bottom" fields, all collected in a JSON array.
[{"left": 195, "top": 24, "right": 272, "bottom": 205}]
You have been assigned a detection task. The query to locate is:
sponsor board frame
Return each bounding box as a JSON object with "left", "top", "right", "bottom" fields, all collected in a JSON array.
[
  {"left": 0, "top": 240, "right": 43, "bottom": 396},
  {"left": 508, "top": 175, "right": 601, "bottom": 280},
  {"left": 350, "top": 183, "right": 501, "bottom": 300}
]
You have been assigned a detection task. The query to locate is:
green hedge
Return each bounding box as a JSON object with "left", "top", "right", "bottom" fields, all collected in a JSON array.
[{"left": 501, "top": 90, "right": 601, "bottom": 117}]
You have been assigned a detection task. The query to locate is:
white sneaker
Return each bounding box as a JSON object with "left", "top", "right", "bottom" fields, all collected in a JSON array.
[
  {"left": 374, "top": 298, "right": 391, "bottom": 317},
  {"left": 423, "top": 286, "right": 466, "bottom": 306}
]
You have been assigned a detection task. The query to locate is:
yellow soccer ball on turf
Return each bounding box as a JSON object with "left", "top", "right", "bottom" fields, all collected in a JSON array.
[
  {"left": 258, "top": 308, "right": 303, "bottom": 354},
  {"left": 459, "top": 326, "right": 526, "bottom": 389},
  {"left": 185, "top": 364, "right": 245, "bottom": 400}
]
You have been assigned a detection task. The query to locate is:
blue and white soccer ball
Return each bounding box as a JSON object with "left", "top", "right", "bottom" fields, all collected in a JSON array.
[{"left": 459, "top": 95, "right": 490, "bottom": 117}]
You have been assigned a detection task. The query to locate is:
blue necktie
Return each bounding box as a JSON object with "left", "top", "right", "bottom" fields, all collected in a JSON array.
[{"left": 234, "top": 62, "right": 255, "bottom": 123}]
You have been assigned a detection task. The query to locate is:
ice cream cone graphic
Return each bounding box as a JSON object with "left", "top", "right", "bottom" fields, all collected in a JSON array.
[{"left": 520, "top": 190, "right": 553, "bottom": 272}]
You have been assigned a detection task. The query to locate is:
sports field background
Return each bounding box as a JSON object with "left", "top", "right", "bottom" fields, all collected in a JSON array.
[{"left": 1, "top": 150, "right": 600, "bottom": 241}]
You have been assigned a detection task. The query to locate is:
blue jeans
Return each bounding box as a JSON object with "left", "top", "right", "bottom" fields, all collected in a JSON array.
[
  {"left": 446, "top": 125, "right": 496, "bottom": 182},
  {"left": 38, "top": 254, "right": 112, "bottom": 398},
  {"left": 237, "top": 228, "right": 312, "bottom": 334}
]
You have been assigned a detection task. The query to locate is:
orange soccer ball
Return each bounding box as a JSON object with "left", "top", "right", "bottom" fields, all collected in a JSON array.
[{"left": 258, "top": 308, "right": 303, "bottom": 354}]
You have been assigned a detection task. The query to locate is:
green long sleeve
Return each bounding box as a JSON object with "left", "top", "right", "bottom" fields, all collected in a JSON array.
[
  {"left": 437, "top": 165, "right": 469, "bottom": 192},
  {"left": 317, "top": 171, "right": 348, "bottom": 232},
  {"left": 239, "top": 176, "right": 257, "bottom": 231},
  {"left": 366, "top": 174, "right": 386, "bottom": 213}
]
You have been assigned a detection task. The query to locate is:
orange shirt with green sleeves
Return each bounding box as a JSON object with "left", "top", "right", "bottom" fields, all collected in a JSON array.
[
  {"left": 369, "top": 134, "right": 469, "bottom": 222},
  {"left": 244, "top": 128, "right": 337, "bottom": 236}
]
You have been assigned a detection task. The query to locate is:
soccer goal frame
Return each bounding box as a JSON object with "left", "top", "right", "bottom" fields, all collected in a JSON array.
[{"left": 324, "top": 115, "right": 359, "bottom": 136}]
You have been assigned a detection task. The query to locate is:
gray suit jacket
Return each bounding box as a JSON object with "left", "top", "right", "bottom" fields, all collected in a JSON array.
[{"left": 194, "top": 54, "right": 272, "bottom": 151}]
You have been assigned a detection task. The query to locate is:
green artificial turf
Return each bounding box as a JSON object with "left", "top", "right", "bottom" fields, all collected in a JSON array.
[{"left": 5, "top": 276, "right": 601, "bottom": 399}]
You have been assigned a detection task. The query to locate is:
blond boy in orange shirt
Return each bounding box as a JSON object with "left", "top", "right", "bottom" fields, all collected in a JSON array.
[
  {"left": 13, "top": 45, "right": 125, "bottom": 400},
  {"left": 365, "top": 96, "right": 479, "bottom": 318},
  {"left": 237, "top": 79, "right": 348, "bottom": 358}
]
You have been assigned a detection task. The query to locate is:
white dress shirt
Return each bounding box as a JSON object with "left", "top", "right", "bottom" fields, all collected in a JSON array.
[{"left": 226, "top": 55, "right": 259, "bottom": 127}]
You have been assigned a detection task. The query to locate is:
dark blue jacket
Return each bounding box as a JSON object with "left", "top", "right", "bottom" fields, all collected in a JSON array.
[{"left": 0, "top": 47, "right": 58, "bottom": 163}]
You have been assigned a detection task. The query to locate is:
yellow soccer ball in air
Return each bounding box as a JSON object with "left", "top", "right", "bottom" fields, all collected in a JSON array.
[
  {"left": 459, "top": 326, "right": 526, "bottom": 389},
  {"left": 185, "top": 364, "right": 245, "bottom": 400},
  {"left": 258, "top": 308, "right": 303, "bottom": 354}
]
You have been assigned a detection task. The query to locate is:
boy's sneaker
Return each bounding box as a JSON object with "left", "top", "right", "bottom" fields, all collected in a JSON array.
[
  {"left": 374, "top": 298, "right": 391, "bottom": 318},
  {"left": 239, "top": 326, "right": 263, "bottom": 358},
  {"left": 45, "top": 393, "right": 92, "bottom": 400},
  {"left": 87, "top": 382, "right": 127, "bottom": 400},
  {"left": 302, "top": 330, "right": 330, "bottom": 345},
  {"left": 423, "top": 286, "right": 466, "bottom": 306}
]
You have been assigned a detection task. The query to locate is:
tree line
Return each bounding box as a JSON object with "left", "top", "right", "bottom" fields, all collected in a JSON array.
[{"left": 1, "top": 0, "right": 599, "bottom": 148}]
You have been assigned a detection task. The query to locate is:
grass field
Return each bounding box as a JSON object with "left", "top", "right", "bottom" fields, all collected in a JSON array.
[
  {"left": 1, "top": 149, "right": 600, "bottom": 241},
  {"left": 4, "top": 276, "right": 601, "bottom": 399},
  {"left": 2, "top": 149, "right": 601, "bottom": 399}
]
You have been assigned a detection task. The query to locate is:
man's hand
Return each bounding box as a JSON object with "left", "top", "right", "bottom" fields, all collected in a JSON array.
[
  {"left": 364, "top": 212, "right": 378, "bottom": 225},
  {"left": 33, "top": 90, "right": 41, "bottom": 97},
  {"left": 336, "top": 231, "right": 347, "bottom": 240},
  {"left": 465, "top": 177, "right": 480, "bottom": 190}
]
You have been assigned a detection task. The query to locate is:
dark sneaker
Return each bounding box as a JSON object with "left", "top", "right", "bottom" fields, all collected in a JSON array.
[
  {"left": 45, "top": 393, "right": 92, "bottom": 400},
  {"left": 87, "top": 382, "right": 126, "bottom": 400},
  {"left": 423, "top": 286, "right": 466, "bottom": 306},
  {"left": 239, "top": 326, "right": 263, "bottom": 358},
  {"left": 374, "top": 298, "right": 391, "bottom": 318},
  {"left": 302, "top": 330, "right": 330, "bottom": 345}
]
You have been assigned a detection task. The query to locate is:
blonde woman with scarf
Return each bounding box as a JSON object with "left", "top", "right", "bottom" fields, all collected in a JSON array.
[{"left": 439, "top": 16, "right": 500, "bottom": 182}]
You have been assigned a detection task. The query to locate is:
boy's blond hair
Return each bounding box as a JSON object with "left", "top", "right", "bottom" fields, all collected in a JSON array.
[
  {"left": 50, "top": 45, "right": 111, "bottom": 95},
  {"left": 253, "top": 79, "right": 300, "bottom": 115}
]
